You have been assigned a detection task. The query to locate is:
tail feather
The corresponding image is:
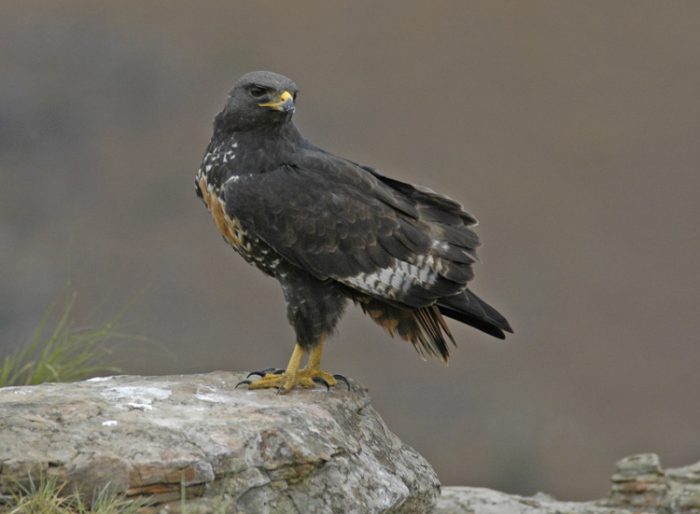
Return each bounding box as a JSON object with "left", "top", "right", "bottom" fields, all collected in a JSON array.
[
  {"left": 356, "top": 297, "right": 455, "bottom": 361},
  {"left": 354, "top": 289, "right": 511, "bottom": 363},
  {"left": 438, "top": 289, "right": 512, "bottom": 340}
]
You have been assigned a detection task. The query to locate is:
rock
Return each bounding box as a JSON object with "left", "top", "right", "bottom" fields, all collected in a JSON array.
[
  {"left": 605, "top": 453, "right": 668, "bottom": 510},
  {"left": 666, "top": 461, "right": 700, "bottom": 514},
  {"left": 0, "top": 372, "right": 439, "bottom": 513},
  {"left": 436, "top": 487, "right": 619, "bottom": 514},
  {"left": 3, "top": 375, "right": 699, "bottom": 514},
  {"left": 436, "top": 454, "right": 700, "bottom": 514}
]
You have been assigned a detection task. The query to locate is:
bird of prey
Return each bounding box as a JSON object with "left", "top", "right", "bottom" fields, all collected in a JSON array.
[{"left": 196, "top": 71, "right": 512, "bottom": 393}]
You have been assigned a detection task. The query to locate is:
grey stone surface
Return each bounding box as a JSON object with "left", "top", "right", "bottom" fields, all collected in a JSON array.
[
  {"left": 604, "top": 453, "right": 668, "bottom": 510},
  {"left": 0, "top": 372, "right": 439, "bottom": 513},
  {"left": 2, "top": 373, "right": 699, "bottom": 514},
  {"left": 667, "top": 460, "right": 700, "bottom": 514},
  {"left": 436, "top": 487, "right": 622, "bottom": 514},
  {"left": 437, "top": 454, "right": 700, "bottom": 514}
]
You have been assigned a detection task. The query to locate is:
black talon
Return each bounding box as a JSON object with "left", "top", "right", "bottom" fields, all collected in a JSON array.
[
  {"left": 235, "top": 379, "right": 252, "bottom": 389},
  {"left": 273, "top": 369, "right": 285, "bottom": 375},
  {"left": 246, "top": 367, "right": 276, "bottom": 378},
  {"left": 333, "top": 374, "right": 350, "bottom": 389},
  {"left": 312, "top": 376, "right": 331, "bottom": 391}
]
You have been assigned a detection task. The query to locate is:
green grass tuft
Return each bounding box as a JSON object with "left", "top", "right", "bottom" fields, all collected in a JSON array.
[{"left": 0, "top": 288, "right": 133, "bottom": 387}]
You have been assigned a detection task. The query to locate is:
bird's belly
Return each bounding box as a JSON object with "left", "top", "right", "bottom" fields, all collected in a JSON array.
[{"left": 197, "top": 175, "right": 281, "bottom": 276}]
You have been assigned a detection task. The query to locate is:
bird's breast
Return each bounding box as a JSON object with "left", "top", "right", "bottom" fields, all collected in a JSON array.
[
  {"left": 197, "top": 174, "right": 247, "bottom": 252},
  {"left": 198, "top": 137, "right": 241, "bottom": 191},
  {"left": 196, "top": 172, "right": 283, "bottom": 277}
]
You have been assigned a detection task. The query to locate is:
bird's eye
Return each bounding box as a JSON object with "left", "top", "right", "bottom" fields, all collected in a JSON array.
[
  {"left": 293, "top": 92, "right": 298, "bottom": 101},
  {"left": 249, "top": 86, "right": 266, "bottom": 98}
]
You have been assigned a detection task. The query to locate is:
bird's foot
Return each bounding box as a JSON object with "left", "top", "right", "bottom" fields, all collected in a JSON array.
[{"left": 237, "top": 367, "right": 349, "bottom": 394}]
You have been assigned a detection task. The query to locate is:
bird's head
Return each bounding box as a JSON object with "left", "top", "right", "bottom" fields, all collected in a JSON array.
[{"left": 216, "top": 71, "right": 298, "bottom": 132}]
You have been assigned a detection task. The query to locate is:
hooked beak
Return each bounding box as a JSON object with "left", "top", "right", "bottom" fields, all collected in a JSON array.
[{"left": 258, "top": 90, "right": 295, "bottom": 112}]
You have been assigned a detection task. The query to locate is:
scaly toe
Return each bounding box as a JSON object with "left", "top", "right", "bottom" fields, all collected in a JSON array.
[
  {"left": 295, "top": 375, "right": 317, "bottom": 389},
  {"left": 244, "top": 368, "right": 345, "bottom": 393},
  {"left": 247, "top": 372, "right": 287, "bottom": 390},
  {"left": 298, "top": 368, "right": 339, "bottom": 388}
]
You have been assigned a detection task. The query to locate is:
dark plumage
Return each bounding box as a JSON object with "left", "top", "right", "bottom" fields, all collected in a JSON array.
[{"left": 196, "top": 71, "right": 512, "bottom": 392}]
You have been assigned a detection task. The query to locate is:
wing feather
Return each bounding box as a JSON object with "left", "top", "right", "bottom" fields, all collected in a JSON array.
[{"left": 224, "top": 154, "right": 479, "bottom": 308}]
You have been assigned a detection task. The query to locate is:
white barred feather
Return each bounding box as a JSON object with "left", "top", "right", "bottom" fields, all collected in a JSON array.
[{"left": 342, "top": 252, "right": 441, "bottom": 299}]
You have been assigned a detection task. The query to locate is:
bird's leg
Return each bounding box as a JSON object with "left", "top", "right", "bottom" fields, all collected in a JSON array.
[
  {"left": 242, "top": 337, "right": 349, "bottom": 392},
  {"left": 297, "top": 339, "right": 338, "bottom": 387},
  {"left": 247, "top": 343, "right": 305, "bottom": 393}
]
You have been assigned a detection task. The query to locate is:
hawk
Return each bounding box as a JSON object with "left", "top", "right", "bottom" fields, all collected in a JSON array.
[{"left": 196, "top": 71, "right": 512, "bottom": 393}]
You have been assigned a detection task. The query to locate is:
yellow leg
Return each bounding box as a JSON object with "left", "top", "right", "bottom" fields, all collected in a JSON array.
[
  {"left": 248, "top": 343, "right": 305, "bottom": 393},
  {"left": 300, "top": 339, "right": 338, "bottom": 387},
  {"left": 246, "top": 336, "right": 345, "bottom": 393},
  {"left": 306, "top": 339, "right": 324, "bottom": 370},
  {"left": 283, "top": 343, "right": 305, "bottom": 383}
]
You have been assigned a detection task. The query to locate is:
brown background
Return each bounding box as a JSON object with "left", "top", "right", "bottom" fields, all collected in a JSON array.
[{"left": 2, "top": 1, "right": 699, "bottom": 500}]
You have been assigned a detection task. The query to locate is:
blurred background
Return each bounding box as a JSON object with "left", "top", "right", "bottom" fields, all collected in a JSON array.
[{"left": 2, "top": 0, "right": 699, "bottom": 500}]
